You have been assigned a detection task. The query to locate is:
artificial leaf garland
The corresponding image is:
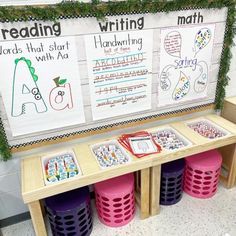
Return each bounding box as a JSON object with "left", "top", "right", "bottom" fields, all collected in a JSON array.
[
  {"left": 0, "top": 0, "right": 235, "bottom": 161},
  {"left": 0, "top": 118, "right": 11, "bottom": 161}
]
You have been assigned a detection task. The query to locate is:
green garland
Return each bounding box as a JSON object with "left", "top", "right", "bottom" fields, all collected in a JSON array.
[
  {"left": 0, "top": 0, "right": 235, "bottom": 161},
  {"left": 0, "top": 0, "right": 234, "bottom": 22},
  {"left": 0, "top": 118, "right": 11, "bottom": 161},
  {"left": 215, "top": 5, "right": 236, "bottom": 110}
]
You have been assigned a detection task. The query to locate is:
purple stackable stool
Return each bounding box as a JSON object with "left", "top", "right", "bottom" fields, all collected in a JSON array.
[
  {"left": 160, "top": 159, "right": 185, "bottom": 205},
  {"left": 45, "top": 186, "right": 92, "bottom": 236}
]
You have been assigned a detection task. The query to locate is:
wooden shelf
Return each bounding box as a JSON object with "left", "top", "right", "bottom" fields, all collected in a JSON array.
[{"left": 22, "top": 114, "right": 236, "bottom": 203}]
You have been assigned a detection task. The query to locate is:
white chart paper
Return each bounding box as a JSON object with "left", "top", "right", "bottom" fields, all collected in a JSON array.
[
  {"left": 158, "top": 24, "right": 215, "bottom": 106},
  {"left": 0, "top": 37, "right": 85, "bottom": 136},
  {"left": 85, "top": 30, "right": 153, "bottom": 120}
]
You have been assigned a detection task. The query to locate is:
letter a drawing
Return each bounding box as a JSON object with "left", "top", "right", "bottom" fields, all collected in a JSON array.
[{"left": 11, "top": 57, "right": 47, "bottom": 117}]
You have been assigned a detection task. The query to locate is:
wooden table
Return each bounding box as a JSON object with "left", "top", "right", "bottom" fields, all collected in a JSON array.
[
  {"left": 222, "top": 96, "right": 236, "bottom": 124},
  {"left": 221, "top": 96, "right": 236, "bottom": 187},
  {"left": 21, "top": 114, "right": 236, "bottom": 236}
]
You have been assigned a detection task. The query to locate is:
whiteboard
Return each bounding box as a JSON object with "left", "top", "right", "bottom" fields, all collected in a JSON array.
[{"left": 0, "top": 7, "right": 227, "bottom": 149}]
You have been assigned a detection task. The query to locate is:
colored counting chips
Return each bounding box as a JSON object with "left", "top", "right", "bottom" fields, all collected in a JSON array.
[
  {"left": 152, "top": 128, "right": 191, "bottom": 151},
  {"left": 188, "top": 120, "right": 228, "bottom": 139},
  {"left": 43, "top": 151, "right": 80, "bottom": 184},
  {"left": 92, "top": 141, "right": 131, "bottom": 169}
]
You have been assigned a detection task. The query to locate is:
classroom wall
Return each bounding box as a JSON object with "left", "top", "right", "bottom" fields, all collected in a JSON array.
[{"left": 0, "top": 0, "right": 236, "bottom": 220}]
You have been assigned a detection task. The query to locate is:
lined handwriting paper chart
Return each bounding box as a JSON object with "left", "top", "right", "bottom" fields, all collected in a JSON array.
[{"left": 85, "top": 30, "right": 153, "bottom": 120}]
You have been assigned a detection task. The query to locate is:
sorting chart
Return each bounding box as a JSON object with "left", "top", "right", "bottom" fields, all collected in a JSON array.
[
  {"left": 42, "top": 151, "right": 81, "bottom": 185},
  {"left": 158, "top": 25, "right": 215, "bottom": 106},
  {"left": 151, "top": 127, "right": 191, "bottom": 151},
  {"left": 187, "top": 120, "right": 229, "bottom": 139},
  {"left": 91, "top": 140, "right": 131, "bottom": 169}
]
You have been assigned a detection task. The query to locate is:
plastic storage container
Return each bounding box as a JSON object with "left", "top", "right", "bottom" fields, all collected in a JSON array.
[
  {"left": 94, "top": 173, "right": 135, "bottom": 227},
  {"left": 184, "top": 149, "right": 222, "bottom": 198},
  {"left": 160, "top": 159, "right": 185, "bottom": 205},
  {"left": 45, "top": 186, "right": 92, "bottom": 236}
]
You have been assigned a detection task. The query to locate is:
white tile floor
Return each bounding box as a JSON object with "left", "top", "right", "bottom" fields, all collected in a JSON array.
[{"left": 1, "top": 183, "right": 236, "bottom": 236}]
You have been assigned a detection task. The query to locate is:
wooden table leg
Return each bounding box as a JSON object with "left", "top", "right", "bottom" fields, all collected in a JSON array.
[
  {"left": 135, "top": 169, "right": 150, "bottom": 219},
  {"left": 140, "top": 168, "right": 150, "bottom": 219},
  {"left": 219, "top": 143, "right": 236, "bottom": 188},
  {"left": 28, "top": 200, "right": 47, "bottom": 236},
  {"left": 150, "top": 165, "right": 161, "bottom": 216},
  {"left": 40, "top": 200, "right": 46, "bottom": 217}
]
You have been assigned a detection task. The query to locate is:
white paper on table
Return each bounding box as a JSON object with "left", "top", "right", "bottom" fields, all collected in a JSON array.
[{"left": 129, "top": 136, "right": 157, "bottom": 154}]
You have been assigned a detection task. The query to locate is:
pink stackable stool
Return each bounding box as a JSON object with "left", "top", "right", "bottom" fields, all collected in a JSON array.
[
  {"left": 184, "top": 149, "right": 222, "bottom": 199},
  {"left": 94, "top": 173, "right": 135, "bottom": 227}
]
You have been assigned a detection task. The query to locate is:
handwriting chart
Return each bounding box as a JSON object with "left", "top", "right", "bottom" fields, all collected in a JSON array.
[
  {"left": 85, "top": 30, "right": 153, "bottom": 120},
  {"left": 0, "top": 36, "right": 85, "bottom": 136},
  {"left": 158, "top": 25, "right": 215, "bottom": 106}
]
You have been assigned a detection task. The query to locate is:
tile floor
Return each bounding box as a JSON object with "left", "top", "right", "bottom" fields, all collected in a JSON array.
[{"left": 1, "top": 183, "right": 236, "bottom": 236}]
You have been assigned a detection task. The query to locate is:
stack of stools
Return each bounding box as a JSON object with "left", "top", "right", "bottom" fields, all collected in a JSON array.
[
  {"left": 160, "top": 159, "right": 185, "bottom": 205},
  {"left": 45, "top": 186, "right": 93, "bottom": 236},
  {"left": 94, "top": 173, "right": 135, "bottom": 227},
  {"left": 184, "top": 149, "right": 222, "bottom": 198}
]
